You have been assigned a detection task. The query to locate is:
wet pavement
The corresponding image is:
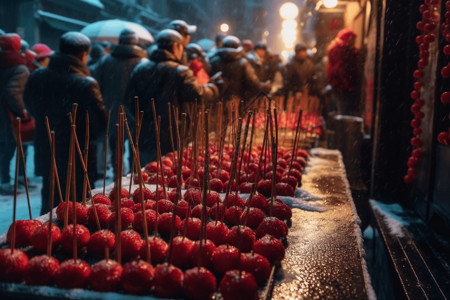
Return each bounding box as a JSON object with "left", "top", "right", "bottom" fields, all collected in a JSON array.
[{"left": 272, "top": 148, "right": 373, "bottom": 299}]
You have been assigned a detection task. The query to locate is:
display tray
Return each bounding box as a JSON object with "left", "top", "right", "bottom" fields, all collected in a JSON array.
[{"left": 0, "top": 148, "right": 373, "bottom": 299}]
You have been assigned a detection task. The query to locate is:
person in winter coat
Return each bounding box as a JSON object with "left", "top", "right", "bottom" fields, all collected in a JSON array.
[
  {"left": 168, "top": 19, "right": 197, "bottom": 66},
  {"left": 209, "top": 36, "right": 271, "bottom": 113},
  {"left": 247, "top": 42, "right": 278, "bottom": 83},
  {"left": 32, "top": 43, "right": 54, "bottom": 68},
  {"left": 125, "top": 29, "right": 220, "bottom": 165},
  {"left": 24, "top": 32, "right": 107, "bottom": 214},
  {"left": 285, "top": 43, "right": 317, "bottom": 96},
  {"left": 93, "top": 28, "right": 148, "bottom": 175},
  {"left": 186, "top": 43, "right": 210, "bottom": 85},
  {"left": 0, "top": 34, "right": 29, "bottom": 195},
  {"left": 327, "top": 28, "right": 362, "bottom": 116}
]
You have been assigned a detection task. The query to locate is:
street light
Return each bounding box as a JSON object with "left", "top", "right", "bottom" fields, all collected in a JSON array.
[
  {"left": 323, "top": 0, "right": 338, "bottom": 8},
  {"left": 220, "top": 23, "right": 229, "bottom": 33},
  {"left": 279, "top": 2, "right": 299, "bottom": 20}
]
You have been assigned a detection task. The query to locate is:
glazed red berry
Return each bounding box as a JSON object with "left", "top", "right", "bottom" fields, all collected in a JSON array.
[
  {"left": 60, "top": 224, "right": 90, "bottom": 254},
  {"left": 132, "top": 209, "right": 157, "bottom": 233},
  {"left": 209, "top": 177, "right": 224, "bottom": 192},
  {"left": 182, "top": 217, "right": 202, "bottom": 240},
  {"left": 87, "top": 229, "right": 115, "bottom": 257},
  {"left": 92, "top": 194, "right": 112, "bottom": 205},
  {"left": 183, "top": 267, "right": 217, "bottom": 300},
  {"left": 241, "top": 207, "right": 265, "bottom": 229},
  {"left": 190, "top": 239, "right": 216, "bottom": 268},
  {"left": 256, "top": 217, "right": 288, "bottom": 239},
  {"left": 55, "top": 259, "right": 91, "bottom": 289},
  {"left": 226, "top": 226, "right": 256, "bottom": 253},
  {"left": 183, "top": 187, "right": 202, "bottom": 206},
  {"left": 87, "top": 203, "right": 112, "bottom": 228},
  {"left": 154, "top": 263, "right": 184, "bottom": 298},
  {"left": 7, "top": 219, "right": 42, "bottom": 248},
  {"left": 157, "top": 212, "right": 181, "bottom": 237},
  {"left": 171, "top": 236, "right": 194, "bottom": 268},
  {"left": 89, "top": 259, "right": 123, "bottom": 291},
  {"left": 245, "top": 193, "right": 267, "bottom": 210},
  {"left": 225, "top": 206, "right": 243, "bottom": 225},
  {"left": 206, "top": 221, "right": 229, "bottom": 245},
  {"left": 271, "top": 201, "right": 293, "bottom": 220},
  {"left": 206, "top": 191, "right": 221, "bottom": 207},
  {"left": 212, "top": 244, "right": 240, "bottom": 275},
  {"left": 108, "top": 187, "right": 129, "bottom": 202},
  {"left": 220, "top": 270, "right": 258, "bottom": 300},
  {"left": 24, "top": 255, "right": 60, "bottom": 286},
  {"left": 31, "top": 223, "right": 61, "bottom": 253},
  {"left": 120, "top": 229, "right": 143, "bottom": 259},
  {"left": 156, "top": 199, "right": 175, "bottom": 214},
  {"left": 240, "top": 252, "right": 271, "bottom": 284},
  {"left": 121, "top": 260, "right": 155, "bottom": 295},
  {"left": 56, "top": 201, "right": 88, "bottom": 225},
  {"left": 132, "top": 187, "right": 152, "bottom": 203},
  {"left": 140, "top": 236, "right": 169, "bottom": 264},
  {"left": 224, "top": 193, "right": 245, "bottom": 208},
  {"left": 108, "top": 207, "right": 135, "bottom": 229},
  {"left": 254, "top": 234, "right": 286, "bottom": 264},
  {"left": 209, "top": 203, "right": 226, "bottom": 220},
  {"left": 0, "top": 248, "right": 28, "bottom": 282}
]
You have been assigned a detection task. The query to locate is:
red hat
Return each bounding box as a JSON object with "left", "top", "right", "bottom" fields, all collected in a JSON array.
[
  {"left": 32, "top": 43, "right": 53, "bottom": 58},
  {"left": 0, "top": 33, "right": 21, "bottom": 52}
]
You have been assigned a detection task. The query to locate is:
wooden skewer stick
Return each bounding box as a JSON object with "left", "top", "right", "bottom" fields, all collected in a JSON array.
[
  {"left": 168, "top": 102, "right": 176, "bottom": 154},
  {"left": 46, "top": 131, "right": 56, "bottom": 257},
  {"left": 10, "top": 118, "right": 21, "bottom": 252},
  {"left": 82, "top": 111, "right": 89, "bottom": 206},
  {"left": 103, "top": 110, "right": 111, "bottom": 195},
  {"left": 128, "top": 98, "right": 140, "bottom": 194},
  {"left": 16, "top": 119, "right": 32, "bottom": 220},
  {"left": 45, "top": 117, "right": 63, "bottom": 205},
  {"left": 237, "top": 111, "right": 252, "bottom": 186},
  {"left": 63, "top": 113, "right": 75, "bottom": 229},
  {"left": 71, "top": 124, "right": 101, "bottom": 231},
  {"left": 151, "top": 100, "right": 167, "bottom": 198},
  {"left": 288, "top": 110, "right": 303, "bottom": 175},
  {"left": 72, "top": 132, "right": 78, "bottom": 260},
  {"left": 128, "top": 110, "right": 144, "bottom": 194},
  {"left": 198, "top": 110, "right": 209, "bottom": 267}
]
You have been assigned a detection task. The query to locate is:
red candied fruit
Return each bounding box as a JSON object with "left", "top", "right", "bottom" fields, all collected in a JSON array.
[
  {"left": 206, "top": 221, "right": 229, "bottom": 246},
  {"left": 225, "top": 206, "right": 243, "bottom": 225},
  {"left": 120, "top": 229, "right": 143, "bottom": 259},
  {"left": 212, "top": 244, "right": 240, "bottom": 275},
  {"left": 254, "top": 234, "right": 286, "bottom": 264},
  {"left": 56, "top": 201, "right": 88, "bottom": 225},
  {"left": 220, "top": 270, "right": 258, "bottom": 300},
  {"left": 55, "top": 259, "right": 91, "bottom": 289},
  {"left": 156, "top": 199, "right": 174, "bottom": 214},
  {"left": 224, "top": 194, "right": 245, "bottom": 208},
  {"left": 240, "top": 252, "right": 271, "bottom": 284},
  {"left": 241, "top": 207, "right": 265, "bottom": 229},
  {"left": 256, "top": 217, "right": 288, "bottom": 239},
  {"left": 24, "top": 255, "right": 60, "bottom": 286},
  {"left": 171, "top": 236, "right": 194, "bottom": 268},
  {"left": 154, "top": 263, "right": 184, "bottom": 298},
  {"left": 60, "top": 224, "right": 90, "bottom": 254},
  {"left": 92, "top": 194, "right": 112, "bottom": 205},
  {"left": 31, "top": 223, "right": 61, "bottom": 253},
  {"left": 0, "top": 248, "right": 28, "bottom": 282},
  {"left": 121, "top": 260, "right": 155, "bottom": 295},
  {"left": 206, "top": 191, "right": 221, "bottom": 207},
  {"left": 183, "top": 267, "right": 217, "bottom": 300},
  {"left": 140, "top": 236, "right": 169, "bottom": 264},
  {"left": 181, "top": 217, "right": 202, "bottom": 240},
  {"left": 183, "top": 187, "right": 202, "bottom": 206},
  {"left": 108, "top": 207, "right": 135, "bottom": 229},
  {"left": 209, "top": 177, "right": 224, "bottom": 193},
  {"left": 87, "top": 203, "right": 112, "bottom": 228},
  {"left": 87, "top": 229, "right": 115, "bottom": 257},
  {"left": 245, "top": 193, "right": 267, "bottom": 210},
  {"left": 132, "top": 187, "right": 152, "bottom": 203},
  {"left": 132, "top": 209, "right": 157, "bottom": 233},
  {"left": 7, "top": 219, "right": 42, "bottom": 248},
  {"left": 108, "top": 187, "right": 129, "bottom": 202},
  {"left": 190, "top": 239, "right": 216, "bottom": 268},
  {"left": 157, "top": 212, "right": 181, "bottom": 237},
  {"left": 226, "top": 226, "right": 255, "bottom": 253},
  {"left": 89, "top": 259, "right": 123, "bottom": 291}
]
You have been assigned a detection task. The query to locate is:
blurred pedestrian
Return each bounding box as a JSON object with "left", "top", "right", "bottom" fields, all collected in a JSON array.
[
  {"left": 87, "top": 43, "right": 106, "bottom": 73},
  {"left": 168, "top": 19, "right": 197, "bottom": 65},
  {"left": 32, "top": 43, "right": 53, "bottom": 68},
  {"left": 24, "top": 32, "right": 107, "bottom": 214},
  {"left": 284, "top": 43, "right": 318, "bottom": 113},
  {"left": 209, "top": 35, "right": 271, "bottom": 115},
  {"left": 0, "top": 34, "right": 30, "bottom": 195},
  {"left": 93, "top": 28, "right": 148, "bottom": 176},
  {"left": 242, "top": 39, "right": 253, "bottom": 57},
  {"left": 247, "top": 41, "right": 278, "bottom": 83},
  {"left": 327, "top": 28, "right": 362, "bottom": 116},
  {"left": 186, "top": 43, "right": 210, "bottom": 85},
  {"left": 125, "top": 29, "right": 220, "bottom": 164}
]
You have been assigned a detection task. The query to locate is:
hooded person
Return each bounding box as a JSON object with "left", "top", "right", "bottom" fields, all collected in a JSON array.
[
  {"left": 327, "top": 28, "right": 362, "bottom": 115},
  {"left": 186, "top": 43, "right": 210, "bottom": 85},
  {"left": 24, "top": 31, "right": 107, "bottom": 214},
  {"left": 32, "top": 43, "right": 54, "bottom": 68},
  {"left": 93, "top": 28, "right": 148, "bottom": 175},
  {"left": 0, "top": 33, "right": 29, "bottom": 194},
  {"left": 209, "top": 35, "right": 271, "bottom": 113},
  {"left": 125, "top": 29, "right": 220, "bottom": 165},
  {"left": 167, "top": 19, "right": 197, "bottom": 65}
]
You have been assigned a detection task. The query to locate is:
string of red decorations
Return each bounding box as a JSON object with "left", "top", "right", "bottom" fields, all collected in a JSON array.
[
  {"left": 404, "top": 0, "right": 441, "bottom": 183},
  {"left": 437, "top": 0, "right": 450, "bottom": 145}
]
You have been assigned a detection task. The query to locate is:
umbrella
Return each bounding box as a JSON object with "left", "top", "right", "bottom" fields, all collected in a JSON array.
[{"left": 81, "top": 19, "right": 154, "bottom": 45}]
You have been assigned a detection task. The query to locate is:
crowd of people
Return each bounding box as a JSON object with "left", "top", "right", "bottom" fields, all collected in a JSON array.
[{"left": 0, "top": 21, "right": 361, "bottom": 215}]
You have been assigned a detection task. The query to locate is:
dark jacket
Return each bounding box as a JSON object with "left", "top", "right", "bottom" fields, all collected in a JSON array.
[
  {"left": 247, "top": 51, "right": 278, "bottom": 83},
  {"left": 125, "top": 48, "right": 219, "bottom": 158},
  {"left": 209, "top": 47, "right": 270, "bottom": 102},
  {"left": 93, "top": 44, "right": 148, "bottom": 135},
  {"left": 0, "top": 50, "right": 29, "bottom": 143},
  {"left": 24, "top": 52, "right": 107, "bottom": 176},
  {"left": 285, "top": 56, "right": 317, "bottom": 94}
]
